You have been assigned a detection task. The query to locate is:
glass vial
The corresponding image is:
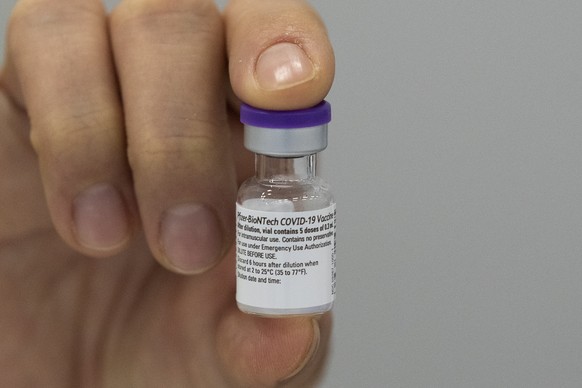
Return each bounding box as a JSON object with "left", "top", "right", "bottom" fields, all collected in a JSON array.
[{"left": 236, "top": 101, "right": 336, "bottom": 317}]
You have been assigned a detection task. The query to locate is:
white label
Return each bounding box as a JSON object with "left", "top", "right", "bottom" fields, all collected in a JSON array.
[{"left": 236, "top": 203, "right": 336, "bottom": 309}]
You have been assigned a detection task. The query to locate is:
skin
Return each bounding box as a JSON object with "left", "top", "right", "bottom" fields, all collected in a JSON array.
[{"left": 0, "top": 0, "right": 335, "bottom": 386}]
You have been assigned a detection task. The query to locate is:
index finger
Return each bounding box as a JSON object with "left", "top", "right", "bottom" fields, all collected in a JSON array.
[{"left": 225, "top": 0, "right": 335, "bottom": 110}]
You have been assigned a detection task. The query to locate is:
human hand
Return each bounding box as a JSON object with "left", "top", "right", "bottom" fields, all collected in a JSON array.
[{"left": 0, "top": 0, "right": 334, "bottom": 386}]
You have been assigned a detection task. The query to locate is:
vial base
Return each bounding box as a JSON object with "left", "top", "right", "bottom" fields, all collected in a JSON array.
[{"left": 237, "top": 302, "right": 333, "bottom": 318}]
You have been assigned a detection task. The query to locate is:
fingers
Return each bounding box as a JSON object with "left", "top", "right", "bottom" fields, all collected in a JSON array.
[
  {"left": 110, "top": 0, "right": 237, "bottom": 273},
  {"left": 4, "top": 0, "right": 333, "bottom": 275},
  {"left": 5, "top": 0, "right": 137, "bottom": 256},
  {"left": 217, "top": 304, "right": 332, "bottom": 386},
  {"left": 225, "top": 0, "right": 335, "bottom": 110},
  {"left": 0, "top": 91, "right": 50, "bottom": 242}
]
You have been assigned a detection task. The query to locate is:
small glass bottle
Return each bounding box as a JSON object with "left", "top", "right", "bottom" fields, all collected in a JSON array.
[{"left": 236, "top": 101, "right": 336, "bottom": 317}]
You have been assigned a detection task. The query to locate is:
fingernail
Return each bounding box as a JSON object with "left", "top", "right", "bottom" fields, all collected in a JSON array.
[
  {"left": 160, "top": 203, "right": 223, "bottom": 274},
  {"left": 255, "top": 42, "right": 315, "bottom": 90},
  {"left": 73, "top": 183, "right": 130, "bottom": 251},
  {"left": 281, "top": 319, "right": 321, "bottom": 383}
]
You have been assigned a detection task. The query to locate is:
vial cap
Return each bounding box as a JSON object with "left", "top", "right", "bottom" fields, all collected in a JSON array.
[
  {"left": 240, "top": 101, "right": 331, "bottom": 129},
  {"left": 240, "top": 101, "right": 331, "bottom": 157}
]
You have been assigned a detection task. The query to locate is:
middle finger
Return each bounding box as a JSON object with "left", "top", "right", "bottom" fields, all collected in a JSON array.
[{"left": 110, "top": 0, "right": 237, "bottom": 274}]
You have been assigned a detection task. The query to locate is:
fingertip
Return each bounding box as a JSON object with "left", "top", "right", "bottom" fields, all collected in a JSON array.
[
  {"left": 217, "top": 306, "right": 327, "bottom": 387},
  {"left": 254, "top": 42, "right": 316, "bottom": 92},
  {"left": 278, "top": 318, "right": 321, "bottom": 383},
  {"left": 281, "top": 313, "right": 332, "bottom": 387},
  {"left": 226, "top": 0, "right": 335, "bottom": 110},
  {"left": 72, "top": 183, "right": 133, "bottom": 254},
  {"left": 158, "top": 203, "right": 227, "bottom": 275}
]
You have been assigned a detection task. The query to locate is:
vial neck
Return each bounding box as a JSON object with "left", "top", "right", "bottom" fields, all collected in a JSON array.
[{"left": 256, "top": 154, "right": 317, "bottom": 182}]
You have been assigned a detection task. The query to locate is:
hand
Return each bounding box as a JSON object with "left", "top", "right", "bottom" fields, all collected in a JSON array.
[{"left": 0, "top": 0, "right": 334, "bottom": 386}]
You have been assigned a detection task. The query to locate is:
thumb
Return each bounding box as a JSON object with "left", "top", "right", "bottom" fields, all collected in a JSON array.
[
  {"left": 217, "top": 305, "right": 331, "bottom": 387},
  {"left": 225, "top": 0, "right": 335, "bottom": 110}
]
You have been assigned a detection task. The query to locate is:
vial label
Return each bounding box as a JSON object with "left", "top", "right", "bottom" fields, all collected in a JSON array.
[{"left": 236, "top": 203, "right": 336, "bottom": 310}]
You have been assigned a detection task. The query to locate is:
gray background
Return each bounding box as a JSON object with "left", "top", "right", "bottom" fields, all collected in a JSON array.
[{"left": 2, "top": 0, "right": 582, "bottom": 387}]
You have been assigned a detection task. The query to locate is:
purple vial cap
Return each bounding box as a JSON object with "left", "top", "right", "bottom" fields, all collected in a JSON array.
[{"left": 240, "top": 101, "right": 331, "bottom": 129}]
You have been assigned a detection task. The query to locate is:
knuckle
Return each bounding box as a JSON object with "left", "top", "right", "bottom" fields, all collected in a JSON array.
[
  {"left": 30, "top": 107, "right": 123, "bottom": 174},
  {"left": 128, "top": 131, "right": 224, "bottom": 175},
  {"left": 8, "top": 0, "right": 106, "bottom": 61},
  {"left": 111, "top": 0, "right": 220, "bottom": 34},
  {"left": 9, "top": 0, "right": 103, "bottom": 34},
  {"left": 125, "top": 105, "right": 229, "bottom": 175}
]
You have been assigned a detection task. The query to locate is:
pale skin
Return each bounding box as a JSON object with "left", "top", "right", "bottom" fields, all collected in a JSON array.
[{"left": 0, "top": 0, "right": 335, "bottom": 386}]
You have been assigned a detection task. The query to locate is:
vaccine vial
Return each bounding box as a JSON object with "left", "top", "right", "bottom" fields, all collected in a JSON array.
[{"left": 236, "top": 101, "right": 336, "bottom": 317}]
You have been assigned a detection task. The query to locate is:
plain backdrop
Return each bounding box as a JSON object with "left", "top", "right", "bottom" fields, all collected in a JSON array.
[{"left": 2, "top": 1, "right": 582, "bottom": 387}]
